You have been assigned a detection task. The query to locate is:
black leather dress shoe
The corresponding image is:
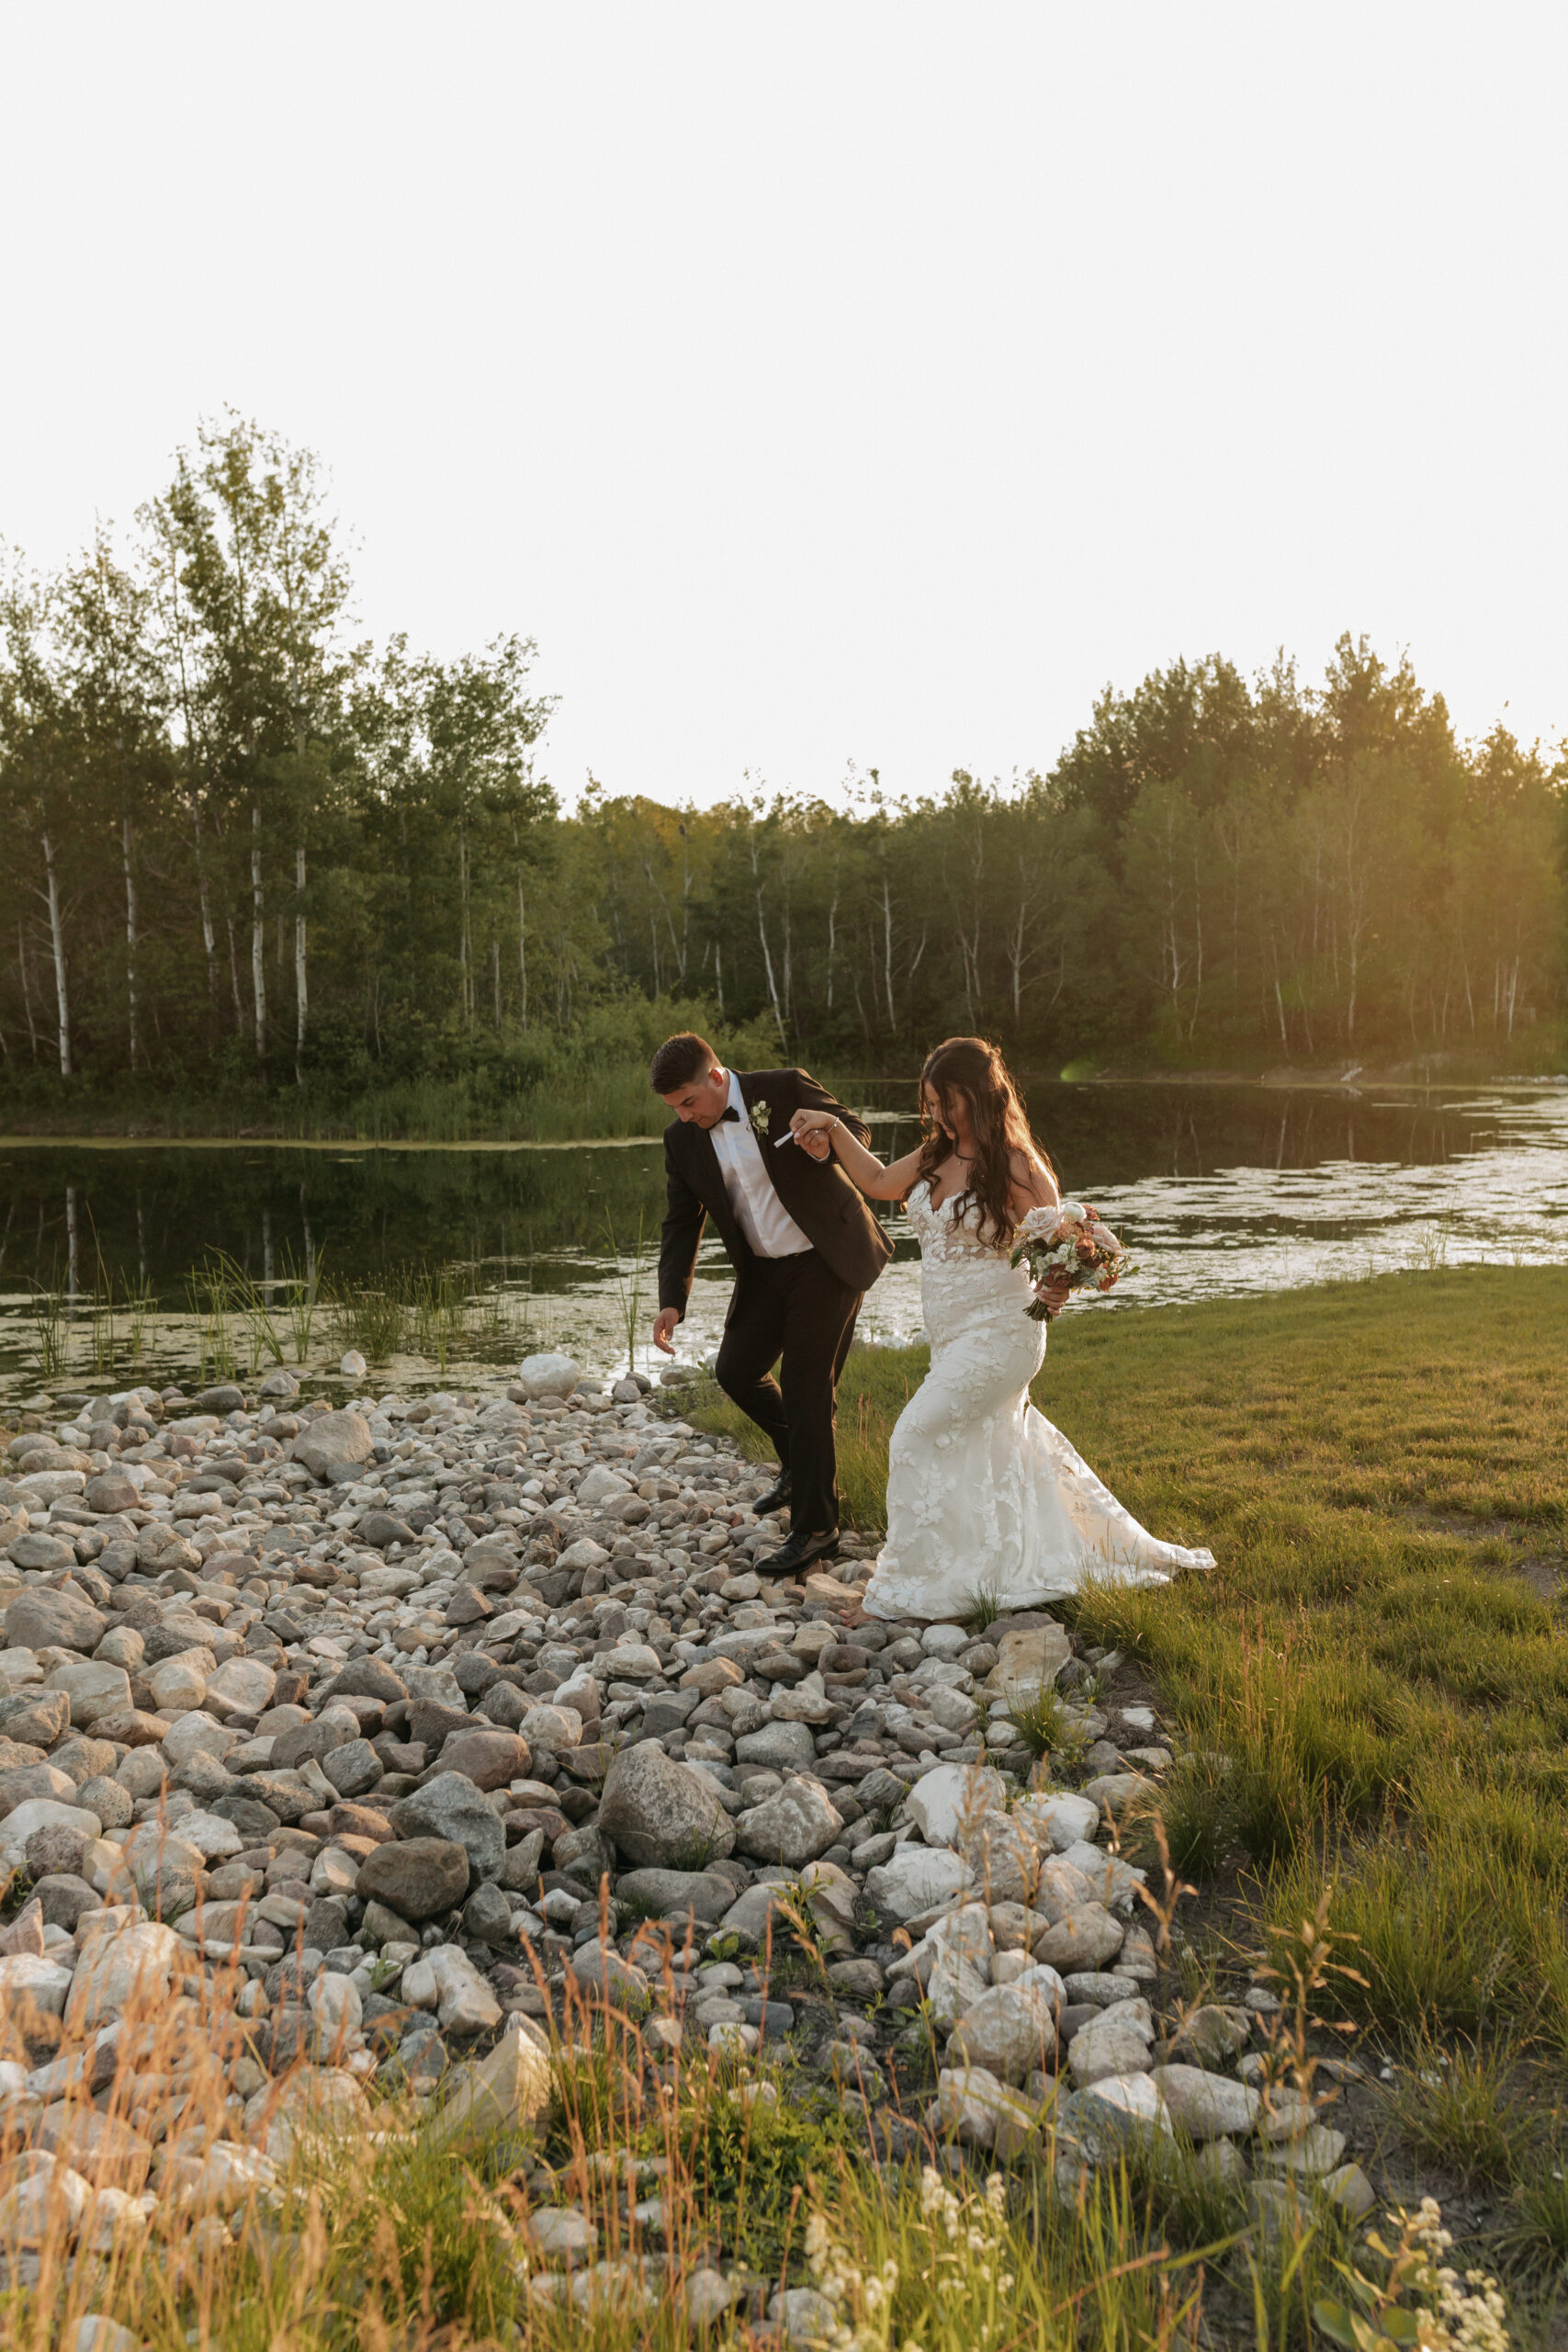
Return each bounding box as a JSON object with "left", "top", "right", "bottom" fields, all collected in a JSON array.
[
  {"left": 757, "top": 1527, "right": 840, "bottom": 1576},
  {"left": 752, "top": 1473, "right": 793, "bottom": 1517}
]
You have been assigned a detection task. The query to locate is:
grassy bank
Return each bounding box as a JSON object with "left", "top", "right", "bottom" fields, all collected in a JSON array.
[
  {"left": 0, "top": 1061, "right": 669, "bottom": 1146},
  {"left": 693, "top": 1268, "right": 1568, "bottom": 2262},
  {"left": 0, "top": 1002, "right": 795, "bottom": 1145},
  {"left": 3, "top": 1028, "right": 1562, "bottom": 1146}
]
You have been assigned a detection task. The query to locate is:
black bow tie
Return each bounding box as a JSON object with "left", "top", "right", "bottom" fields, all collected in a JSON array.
[{"left": 720, "top": 1106, "right": 742, "bottom": 1122}]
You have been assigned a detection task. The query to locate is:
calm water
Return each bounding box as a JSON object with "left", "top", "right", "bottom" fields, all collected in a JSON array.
[{"left": 1, "top": 1080, "right": 1564, "bottom": 1406}]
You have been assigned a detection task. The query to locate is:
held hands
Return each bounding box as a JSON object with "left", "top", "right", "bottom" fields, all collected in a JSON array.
[
  {"left": 788, "top": 1108, "right": 836, "bottom": 1163},
  {"left": 652, "top": 1306, "right": 680, "bottom": 1356}
]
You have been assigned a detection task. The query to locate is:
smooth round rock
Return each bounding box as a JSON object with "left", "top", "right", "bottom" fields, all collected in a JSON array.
[{"left": 355, "top": 1837, "right": 472, "bottom": 1921}]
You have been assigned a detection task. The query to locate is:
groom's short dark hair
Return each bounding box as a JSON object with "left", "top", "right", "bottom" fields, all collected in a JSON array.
[{"left": 650, "top": 1032, "right": 718, "bottom": 1093}]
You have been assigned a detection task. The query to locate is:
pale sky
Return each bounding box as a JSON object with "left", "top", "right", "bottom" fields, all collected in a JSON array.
[{"left": 4, "top": 4, "right": 1564, "bottom": 808}]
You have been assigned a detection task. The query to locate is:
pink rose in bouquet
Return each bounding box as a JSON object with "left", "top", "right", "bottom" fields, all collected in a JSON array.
[{"left": 1010, "top": 1199, "right": 1134, "bottom": 1321}]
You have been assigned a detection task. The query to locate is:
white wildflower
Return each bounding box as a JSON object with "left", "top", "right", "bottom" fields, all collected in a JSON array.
[{"left": 1378, "top": 2202, "right": 1509, "bottom": 2352}]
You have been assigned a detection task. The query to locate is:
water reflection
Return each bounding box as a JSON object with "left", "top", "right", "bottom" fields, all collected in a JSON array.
[{"left": 0, "top": 1082, "right": 1563, "bottom": 1401}]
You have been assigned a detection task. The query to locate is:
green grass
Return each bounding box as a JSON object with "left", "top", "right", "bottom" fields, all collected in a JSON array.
[
  {"left": 1384, "top": 2040, "right": 1540, "bottom": 2189},
  {"left": 1497, "top": 2167, "right": 1568, "bottom": 2286},
  {"left": 691, "top": 1269, "right": 1568, "bottom": 2054},
  {"left": 1002, "top": 1682, "right": 1067, "bottom": 1759}
]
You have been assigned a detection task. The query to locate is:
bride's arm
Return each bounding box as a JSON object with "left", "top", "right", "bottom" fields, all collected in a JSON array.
[
  {"left": 1009, "top": 1148, "right": 1068, "bottom": 1314},
  {"left": 788, "top": 1108, "right": 921, "bottom": 1201},
  {"left": 1008, "top": 1148, "right": 1060, "bottom": 1225}
]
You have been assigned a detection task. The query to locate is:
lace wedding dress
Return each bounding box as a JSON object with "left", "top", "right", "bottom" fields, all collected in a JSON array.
[{"left": 861, "top": 1182, "right": 1215, "bottom": 1621}]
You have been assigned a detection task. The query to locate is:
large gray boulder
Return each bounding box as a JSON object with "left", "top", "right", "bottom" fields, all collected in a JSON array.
[
  {"left": 135, "top": 1524, "right": 201, "bottom": 1575},
  {"left": 0, "top": 1763, "right": 79, "bottom": 1816},
  {"left": 356, "top": 1510, "right": 416, "bottom": 1551},
  {"left": 5, "top": 1588, "right": 107, "bottom": 1657},
  {"left": 6, "top": 1532, "right": 77, "bottom": 1573},
  {"left": 985, "top": 1623, "right": 1072, "bottom": 1703},
  {"left": 1151, "top": 2064, "right": 1263, "bottom": 2141},
  {"left": 436, "top": 1729, "right": 530, "bottom": 1792},
  {"left": 356, "top": 1837, "right": 471, "bottom": 1921},
  {"left": 566, "top": 1939, "right": 650, "bottom": 2008},
  {"left": 192, "top": 1385, "right": 245, "bottom": 1415},
  {"left": 321, "top": 1657, "right": 408, "bottom": 1706},
  {"left": 290, "top": 1409, "right": 374, "bottom": 1484},
  {"left": 269, "top": 1706, "right": 363, "bottom": 1770},
  {"left": 613, "top": 1867, "right": 737, "bottom": 1922},
  {"left": 462, "top": 1882, "right": 516, "bottom": 1946},
  {"left": 733, "top": 1776, "right": 843, "bottom": 1868},
  {"left": 0, "top": 1690, "right": 70, "bottom": 1747},
  {"left": 735, "top": 1721, "right": 819, "bottom": 1772},
  {"left": 321, "top": 1739, "right": 382, "bottom": 1798},
  {"left": 44, "top": 1662, "right": 131, "bottom": 1728},
  {"left": 946, "top": 1982, "right": 1058, "bottom": 2083},
  {"left": 574, "top": 1464, "right": 630, "bottom": 1510},
  {"left": 1068, "top": 2007, "right": 1156, "bottom": 2090},
  {"left": 84, "top": 1475, "right": 141, "bottom": 1515},
  {"left": 597, "top": 1745, "right": 735, "bottom": 1870},
  {"left": 390, "top": 1773, "right": 506, "bottom": 1879},
  {"left": 1032, "top": 1902, "right": 1125, "bottom": 1972}
]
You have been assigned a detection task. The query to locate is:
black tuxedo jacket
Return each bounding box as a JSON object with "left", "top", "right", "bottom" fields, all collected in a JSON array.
[{"left": 658, "top": 1067, "right": 894, "bottom": 1317}]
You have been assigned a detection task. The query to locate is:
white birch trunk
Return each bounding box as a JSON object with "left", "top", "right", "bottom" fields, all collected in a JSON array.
[
  {"left": 122, "top": 811, "right": 140, "bottom": 1070},
  {"left": 250, "top": 802, "right": 266, "bottom": 1056},
  {"left": 294, "top": 843, "right": 308, "bottom": 1086},
  {"left": 39, "top": 810, "right": 71, "bottom": 1078},
  {"left": 755, "top": 894, "right": 785, "bottom": 1041},
  {"left": 225, "top": 914, "right": 245, "bottom": 1030},
  {"left": 458, "top": 821, "right": 472, "bottom": 1025},
  {"left": 192, "top": 806, "right": 219, "bottom": 1010},
  {"left": 17, "top": 923, "right": 39, "bottom": 1059}
]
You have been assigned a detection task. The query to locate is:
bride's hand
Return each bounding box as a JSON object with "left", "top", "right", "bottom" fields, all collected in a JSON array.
[
  {"left": 1039, "top": 1270, "right": 1071, "bottom": 1320},
  {"left": 789, "top": 1108, "right": 835, "bottom": 1162}
]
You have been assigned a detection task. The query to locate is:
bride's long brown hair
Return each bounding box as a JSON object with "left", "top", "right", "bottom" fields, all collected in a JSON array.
[{"left": 914, "top": 1036, "right": 1055, "bottom": 1248}]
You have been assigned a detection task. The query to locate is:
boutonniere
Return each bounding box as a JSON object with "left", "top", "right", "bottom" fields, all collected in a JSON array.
[{"left": 749, "top": 1098, "right": 773, "bottom": 1141}]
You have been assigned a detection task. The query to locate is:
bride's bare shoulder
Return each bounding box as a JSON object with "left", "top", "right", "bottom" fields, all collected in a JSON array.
[{"left": 1009, "top": 1147, "right": 1059, "bottom": 1210}]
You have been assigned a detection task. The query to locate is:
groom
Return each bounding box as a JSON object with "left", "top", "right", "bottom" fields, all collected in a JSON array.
[{"left": 650, "top": 1032, "right": 892, "bottom": 1575}]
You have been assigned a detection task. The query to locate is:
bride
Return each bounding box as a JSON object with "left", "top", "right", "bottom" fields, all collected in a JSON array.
[{"left": 789, "top": 1035, "right": 1214, "bottom": 1620}]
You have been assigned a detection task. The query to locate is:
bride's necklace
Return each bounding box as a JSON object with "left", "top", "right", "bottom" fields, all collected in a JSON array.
[{"left": 930, "top": 1146, "right": 975, "bottom": 1210}]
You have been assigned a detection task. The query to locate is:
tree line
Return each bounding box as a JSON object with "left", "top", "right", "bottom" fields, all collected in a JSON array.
[{"left": 3, "top": 414, "right": 1563, "bottom": 1113}]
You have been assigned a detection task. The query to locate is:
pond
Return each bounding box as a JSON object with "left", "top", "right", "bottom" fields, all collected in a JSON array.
[{"left": 1, "top": 1079, "right": 1565, "bottom": 1408}]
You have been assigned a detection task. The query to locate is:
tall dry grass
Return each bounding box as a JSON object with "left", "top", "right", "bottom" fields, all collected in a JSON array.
[{"left": 0, "top": 1904, "right": 1365, "bottom": 2352}]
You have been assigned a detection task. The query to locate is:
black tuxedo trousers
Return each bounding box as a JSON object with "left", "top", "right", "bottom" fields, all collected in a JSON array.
[{"left": 716, "top": 1247, "right": 862, "bottom": 1538}]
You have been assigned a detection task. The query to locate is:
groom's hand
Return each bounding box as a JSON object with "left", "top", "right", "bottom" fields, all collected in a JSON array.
[
  {"left": 790, "top": 1109, "right": 834, "bottom": 1161},
  {"left": 652, "top": 1307, "right": 680, "bottom": 1355}
]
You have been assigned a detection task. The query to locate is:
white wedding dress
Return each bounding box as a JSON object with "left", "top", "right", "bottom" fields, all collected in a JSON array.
[{"left": 861, "top": 1182, "right": 1215, "bottom": 1622}]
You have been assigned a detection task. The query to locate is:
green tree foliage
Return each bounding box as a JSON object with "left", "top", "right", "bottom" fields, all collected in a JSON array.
[{"left": 1, "top": 424, "right": 1562, "bottom": 1109}]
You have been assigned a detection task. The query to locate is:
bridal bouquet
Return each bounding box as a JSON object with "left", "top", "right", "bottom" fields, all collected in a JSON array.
[{"left": 1010, "top": 1200, "right": 1134, "bottom": 1319}]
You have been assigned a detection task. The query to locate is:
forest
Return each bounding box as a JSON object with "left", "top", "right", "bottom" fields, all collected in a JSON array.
[{"left": 2, "top": 414, "right": 1563, "bottom": 1135}]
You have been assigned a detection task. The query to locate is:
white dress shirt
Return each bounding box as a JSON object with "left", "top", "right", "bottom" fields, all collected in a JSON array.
[{"left": 709, "top": 1069, "right": 811, "bottom": 1259}]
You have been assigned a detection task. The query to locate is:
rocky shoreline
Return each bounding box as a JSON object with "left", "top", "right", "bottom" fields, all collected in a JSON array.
[{"left": 0, "top": 1347, "right": 1375, "bottom": 2313}]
